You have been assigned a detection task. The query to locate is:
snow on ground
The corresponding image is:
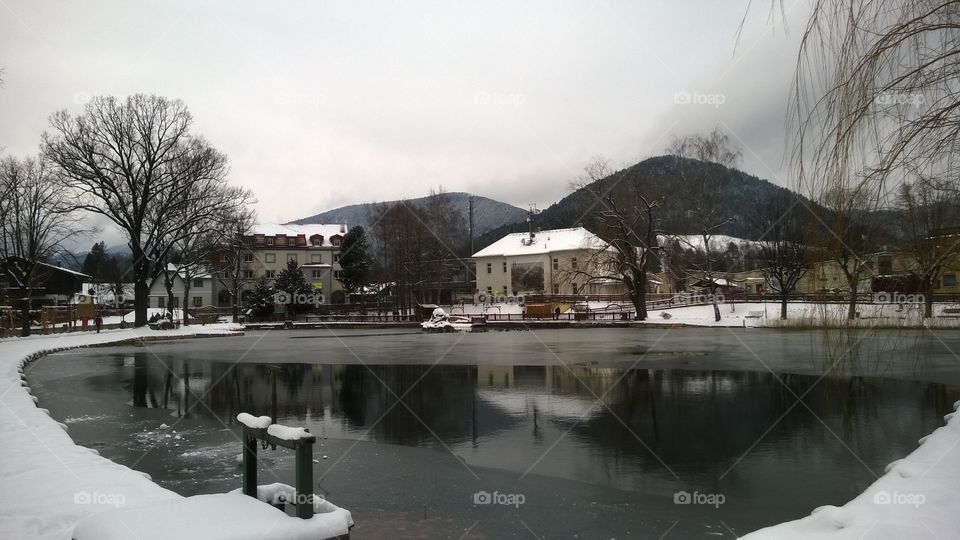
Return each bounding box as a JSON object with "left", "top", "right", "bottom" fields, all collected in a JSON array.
[
  {"left": 0, "top": 323, "right": 350, "bottom": 540},
  {"left": 99, "top": 308, "right": 190, "bottom": 325}
]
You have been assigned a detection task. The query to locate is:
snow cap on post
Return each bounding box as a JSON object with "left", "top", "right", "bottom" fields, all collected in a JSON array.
[{"left": 237, "top": 413, "right": 272, "bottom": 430}]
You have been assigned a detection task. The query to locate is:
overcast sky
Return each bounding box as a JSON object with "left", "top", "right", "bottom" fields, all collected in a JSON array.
[{"left": 1, "top": 0, "right": 809, "bottom": 247}]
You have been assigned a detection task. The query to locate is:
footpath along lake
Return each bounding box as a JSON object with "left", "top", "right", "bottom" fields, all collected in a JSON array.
[{"left": 28, "top": 327, "right": 960, "bottom": 538}]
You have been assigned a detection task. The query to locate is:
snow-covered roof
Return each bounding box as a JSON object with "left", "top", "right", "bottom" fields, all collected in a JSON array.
[
  {"left": 473, "top": 227, "right": 606, "bottom": 258},
  {"left": 255, "top": 223, "right": 347, "bottom": 240}
]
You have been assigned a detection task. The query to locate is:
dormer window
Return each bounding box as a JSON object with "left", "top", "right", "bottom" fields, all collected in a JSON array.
[
  {"left": 309, "top": 234, "right": 324, "bottom": 246},
  {"left": 330, "top": 234, "right": 342, "bottom": 247}
]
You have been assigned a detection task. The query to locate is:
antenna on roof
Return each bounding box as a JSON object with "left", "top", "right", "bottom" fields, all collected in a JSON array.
[{"left": 527, "top": 204, "right": 540, "bottom": 240}]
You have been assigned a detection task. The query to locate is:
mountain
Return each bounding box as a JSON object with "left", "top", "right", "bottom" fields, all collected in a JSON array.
[
  {"left": 475, "top": 155, "right": 828, "bottom": 250},
  {"left": 288, "top": 192, "right": 528, "bottom": 238}
]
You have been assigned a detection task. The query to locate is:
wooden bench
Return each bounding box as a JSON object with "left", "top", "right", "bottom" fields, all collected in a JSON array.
[{"left": 745, "top": 310, "right": 764, "bottom": 319}]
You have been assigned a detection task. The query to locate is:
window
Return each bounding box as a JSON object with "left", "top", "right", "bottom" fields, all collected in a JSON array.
[
  {"left": 193, "top": 296, "right": 202, "bottom": 307},
  {"left": 486, "top": 286, "right": 493, "bottom": 294},
  {"left": 502, "top": 261, "right": 507, "bottom": 273},
  {"left": 552, "top": 258, "right": 558, "bottom": 270},
  {"left": 157, "top": 297, "right": 165, "bottom": 308},
  {"left": 944, "top": 273, "right": 957, "bottom": 288},
  {"left": 571, "top": 257, "right": 578, "bottom": 270},
  {"left": 193, "top": 279, "right": 204, "bottom": 288},
  {"left": 571, "top": 283, "right": 578, "bottom": 294},
  {"left": 334, "top": 253, "right": 340, "bottom": 263},
  {"left": 334, "top": 270, "right": 343, "bottom": 279},
  {"left": 265, "top": 253, "right": 276, "bottom": 263},
  {"left": 552, "top": 283, "right": 559, "bottom": 294},
  {"left": 312, "top": 270, "right": 323, "bottom": 278},
  {"left": 287, "top": 254, "right": 297, "bottom": 263},
  {"left": 266, "top": 238, "right": 274, "bottom": 246},
  {"left": 331, "top": 237, "right": 341, "bottom": 246},
  {"left": 242, "top": 253, "right": 254, "bottom": 262},
  {"left": 311, "top": 254, "right": 321, "bottom": 263},
  {"left": 171, "top": 297, "right": 180, "bottom": 307},
  {"left": 878, "top": 255, "right": 893, "bottom": 275},
  {"left": 486, "top": 263, "right": 492, "bottom": 274},
  {"left": 265, "top": 270, "right": 276, "bottom": 279},
  {"left": 243, "top": 270, "right": 254, "bottom": 279}
]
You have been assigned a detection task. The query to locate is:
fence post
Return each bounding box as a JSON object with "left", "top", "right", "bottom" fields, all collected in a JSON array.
[
  {"left": 242, "top": 430, "right": 258, "bottom": 497},
  {"left": 295, "top": 440, "right": 314, "bottom": 519}
]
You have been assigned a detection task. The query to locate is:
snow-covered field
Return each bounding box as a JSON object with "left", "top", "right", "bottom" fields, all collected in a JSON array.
[{"left": 0, "top": 324, "right": 352, "bottom": 540}]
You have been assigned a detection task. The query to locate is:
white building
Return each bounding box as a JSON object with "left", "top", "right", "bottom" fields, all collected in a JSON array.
[
  {"left": 148, "top": 265, "right": 219, "bottom": 310},
  {"left": 241, "top": 223, "right": 348, "bottom": 304},
  {"left": 472, "top": 227, "right": 618, "bottom": 300}
]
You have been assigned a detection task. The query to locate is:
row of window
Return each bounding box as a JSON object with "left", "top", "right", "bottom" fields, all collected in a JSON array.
[
  {"left": 485, "top": 257, "right": 578, "bottom": 274},
  {"left": 242, "top": 252, "right": 340, "bottom": 264},
  {"left": 254, "top": 236, "right": 342, "bottom": 247},
  {"left": 242, "top": 269, "right": 344, "bottom": 280}
]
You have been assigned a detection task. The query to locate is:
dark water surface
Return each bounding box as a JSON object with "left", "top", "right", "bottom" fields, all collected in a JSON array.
[{"left": 27, "top": 327, "right": 960, "bottom": 539}]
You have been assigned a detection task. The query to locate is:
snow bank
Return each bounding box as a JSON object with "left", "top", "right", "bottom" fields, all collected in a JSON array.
[
  {"left": 0, "top": 324, "right": 260, "bottom": 540},
  {"left": 73, "top": 489, "right": 352, "bottom": 540},
  {"left": 236, "top": 413, "right": 272, "bottom": 430},
  {"left": 744, "top": 400, "right": 960, "bottom": 539}
]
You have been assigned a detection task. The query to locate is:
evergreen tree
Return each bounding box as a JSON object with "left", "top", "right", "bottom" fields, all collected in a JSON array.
[
  {"left": 243, "top": 277, "right": 275, "bottom": 317},
  {"left": 338, "top": 226, "right": 371, "bottom": 296},
  {"left": 274, "top": 259, "right": 314, "bottom": 312}
]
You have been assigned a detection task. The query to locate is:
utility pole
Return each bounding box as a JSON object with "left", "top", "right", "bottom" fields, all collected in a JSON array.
[{"left": 469, "top": 195, "right": 475, "bottom": 256}]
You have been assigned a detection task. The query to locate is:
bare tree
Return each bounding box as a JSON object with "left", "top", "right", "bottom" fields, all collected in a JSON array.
[
  {"left": 898, "top": 168, "right": 960, "bottom": 317},
  {"left": 751, "top": 190, "right": 808, "bottom": 319},
  {"left": 0, "top": 156, "right": 83, "bottom": 336},
  {"left": 667, "top": 128, "right": 742, "bottom": 321},
  {"left": 43, "top": 94, "right": 226, "bottom": 327},
  {"left": 570, "top": 157, "right": 662, "bottom": 320},
  {"left": 789, "top": 1, "right": 960, "bottom": 318},
  {"left": 161, "top": 184, "right": 253, "bottom": 323},
  {"left": 212, "top": 204, "right": 257, "bottom": 323}
]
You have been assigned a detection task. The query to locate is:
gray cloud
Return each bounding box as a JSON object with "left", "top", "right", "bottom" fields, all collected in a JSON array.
[{"left": 0, "top": 0, "right": 810, "bottom": 244}]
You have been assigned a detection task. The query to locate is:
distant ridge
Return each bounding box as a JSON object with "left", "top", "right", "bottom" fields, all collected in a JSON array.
[
  {"left": 474, "top": 155, "right": 830, "bottom": 251},
  {"left": 288, "top": 192, "right": 528, "bottom": 238}
]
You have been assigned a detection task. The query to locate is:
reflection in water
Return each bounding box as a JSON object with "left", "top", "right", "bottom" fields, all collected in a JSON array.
[{"left": 111, "top": 352, "right": 960, "bottom": 493}]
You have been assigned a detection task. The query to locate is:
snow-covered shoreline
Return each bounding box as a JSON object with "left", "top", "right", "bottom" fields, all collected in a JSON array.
[
  {"left": 0, "top": 325, "right": 244, "bottom": 540},
  {"left": 743, "top": 402, "right": 960, "bottom": 538}
]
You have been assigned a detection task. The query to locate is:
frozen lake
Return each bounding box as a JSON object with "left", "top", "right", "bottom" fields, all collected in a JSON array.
[{"left": 28, "top": 327, "right": 960, "bottom": 538}]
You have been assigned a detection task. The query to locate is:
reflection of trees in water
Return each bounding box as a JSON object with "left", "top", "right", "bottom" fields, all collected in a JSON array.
[
  {"left": 338, "top": 365, "right": 486, "bottom": 446},
  {"left": 570, "top": 369, "right": 959, "bottom": 479},
  {"left": 120, "top": 354, "right": 960, "bottom": 476}
]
